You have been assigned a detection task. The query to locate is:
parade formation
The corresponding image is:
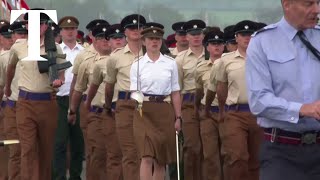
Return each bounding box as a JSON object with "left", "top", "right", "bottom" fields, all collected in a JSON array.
[{"left": 1, "top": 0, "right": 320, "bottom": 180}]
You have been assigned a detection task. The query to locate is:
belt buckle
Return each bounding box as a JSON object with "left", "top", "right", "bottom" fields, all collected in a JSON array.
[{"left": 301, "top": 132, "right": 317, "bottom": 145}]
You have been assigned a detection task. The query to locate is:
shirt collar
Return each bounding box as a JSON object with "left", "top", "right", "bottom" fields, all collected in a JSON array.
[
  {"left": 60, "top": 42, "right": 82, "bottom": 51},
  {"left": 123, "top": 44, "right": 143, "bottom": 57},
  {"left": 234, "top": 49, "right": 244, "bottom": 59},
  {"left": 186, "top": 47, "right": 205, "bottom": 58},
  {"left": 145, "top": 53, "right": 165, "bottom": 63},
  {"left": 278, "top": 17, "right": 299, "bottom": 41}
]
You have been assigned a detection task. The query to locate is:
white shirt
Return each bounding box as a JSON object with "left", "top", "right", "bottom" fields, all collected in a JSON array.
[
  {"left": 130, "top": 53, "right": 180, "bottom": 95},
  {"left": 57, "top": 42, "right": 84, "bottom": 96}
]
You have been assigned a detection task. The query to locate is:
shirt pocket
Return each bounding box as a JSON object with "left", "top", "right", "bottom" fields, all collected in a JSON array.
[
  {"left": 267, "top": 53, "right": 296, "bottom": 74},
  {"left": 267, "top": 52, "right": 297, "bottom": 87}
]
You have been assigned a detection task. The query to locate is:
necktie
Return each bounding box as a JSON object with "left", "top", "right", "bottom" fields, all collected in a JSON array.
[{"left": 297, "top": 30, "right": 320, "bottom": 61}]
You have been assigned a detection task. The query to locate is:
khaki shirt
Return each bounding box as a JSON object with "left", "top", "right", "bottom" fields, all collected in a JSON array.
[
  {"left": 8, "top": 39, "right": 66, "bottom": 93},
  {"left": 170, "top": 47, "right": 179, "bottom": 56},
  {"left": 90, "top": 56, "right": 110, "bottom": 107},
  {"left": 215, "top": 50, "right": 248, "bottom": 105},
  {"left": 75, "top": 54, "right": 108, "bottom": 106},
  {"left": 104, "top": 44, "right": 143, "bottom": 92},
  {"left": 0, "top": 51, "right": 9, "bottom": 101},
  {"left": 0, "top": 50, "right": 20, "bottom": 101},
  {"left": 195, "top": 59, "right": 219, "bottom": 106},
  {"left": 72, "top": 44, "right": 97, "bottom": 75},
  {"left": 0, "top": 50, "right": 9, "bottom": 87},
  {"left": 175, "top": 48, "right": 205, "bottom": 94}
]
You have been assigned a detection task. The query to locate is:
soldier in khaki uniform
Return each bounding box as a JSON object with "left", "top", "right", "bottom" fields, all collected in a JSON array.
[
  {"left": 0, "top": 23, "right": 14, "bottom": 180},
  {"left": 216, "top": 20, "right": 261, "bottom": 180},
  {"left": 5, "top": 9, "right": 66, "bottom": 180},
  {"left": 175, "top": 19, "right": 206, "bottom": 180},
  {"left": 170, "top": 22, "right": 189, "bottom": 56},
  {"left": 104, "top": 14, "right": 146, "bottom": 180},
  {"left": 69, "top": 19, "right": 109, "bottom": 179},
  {"left": 105, "top": 24, "right": 126, "bottom": 52},
  {"left": 84, "top": 25, "right": 126, "bottom": 179},
  {"left": 195, "top": 29, "right": 225, "bottom": 180},
  {"left": 69, "top": 24, "right": 111, "bottom": 180},
  {"left": 223, "top": 25, "right": 237, "bottom": 53},
  {"left": 0, "top": 21, "right": 28, "bottom": 180}
]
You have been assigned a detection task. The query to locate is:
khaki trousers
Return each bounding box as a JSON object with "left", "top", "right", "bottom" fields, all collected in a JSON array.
[
  {"left": 114, "top": 99, "right": 139, "bottom": 180},
  {"left": 87, "top": 110, "right": 106, "bottom": 180},
  {"left": 0, "top": 104, "right": 8, "bottom": 180},
  {"left": 17, "top": 97, "right": 58, "bottom": 180},
  {"left": 182, "top": 102, "right": 202, "bottom": 180},
  {"left": 103, "top": 109, "right": 123, "bottom": 180},
  {"left": 220, "top": 111, "right": 262, "bottom": 180},
  {"left": 3, "top": 103, "right": 20, "bottom": 180},
  {"left": 200, "top": 111, "right": 223, "bottom": 180}
]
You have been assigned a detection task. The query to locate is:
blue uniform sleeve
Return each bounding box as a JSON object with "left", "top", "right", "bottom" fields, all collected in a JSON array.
[{"left": 246, "top": 37, "right": 302, "bottom": 124}]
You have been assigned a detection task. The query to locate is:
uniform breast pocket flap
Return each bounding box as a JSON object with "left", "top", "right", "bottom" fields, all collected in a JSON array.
[{"left": 267, "top": 53, "right": 295, "bottom": 63}]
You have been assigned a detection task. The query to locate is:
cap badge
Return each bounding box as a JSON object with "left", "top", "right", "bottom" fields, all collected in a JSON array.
[
  {"left": 153, "top": 30, "right": 157, "bottom": 33},
  {"left": 102, "top": 28, "right": 107, "bottom": 32},
  {"left": 67, "top": 19, "right": 71, "bottom": 23},
  {"left": 215, "top": 35, "right": 219, "bottom": 39},
  {"left": 116, "top": 29, "right": 120, "bottom": 33},
  {"left": 22, "top": 25, "right": 26, "bottom": 28},
  {"left": 96, "top": 23, "right": 100, "bottom": 26},
  {"left": 8, "top": 29, "right": 12, "bottom": 33},
  {"left": 51, "top": 26, "right": 55, "bottom": 30},
  {"left": 180, "top": 26, "right": 183, "bottom": 29},
  {"left": 133, "top": 19, "right": 137, "bottom": 24},
  {"left": 193, "top": 25, "right": 198, "bottom": 29},
  {"left": 150, "top": 26, "right": 154, "bottom": 28},
  {"left": 245, "top": 25, "right": 249, "bottom": 30}
]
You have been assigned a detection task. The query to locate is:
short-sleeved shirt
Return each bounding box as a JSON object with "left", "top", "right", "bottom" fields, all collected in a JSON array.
[
  {"left": 8, "top": 39, "right": 66, "bottom": 93},
  {"left": 0, "top": 50, "right": 9, "bottom": 101},
  {"left": 0, "top": 49, "right": 21, "bottom": 101},
  {"left": 175, "top": 48, "right": 205, "bottom": 94},
  {"left": 90, "top": 56, "right": 110, "bottom": 107},
  {"left": 74, "top": 53, "right": 108, "bottom": 102},
  {"left": 72, "top": 44, "right": 97, "bottom": 75},
  {"left": 216, "top": 50, "right": 247, "bottom": 105},
  {"left": 195, "top": 59, "right": 219, "bottom": 106},
  {"left": 104, "top": 44, "right": 143, "bottom": 92},
  {"left": 130, "top": 53, "right": 180, "bottom": 95}
]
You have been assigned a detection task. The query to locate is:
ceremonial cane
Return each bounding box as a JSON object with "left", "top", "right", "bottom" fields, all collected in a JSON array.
[
  {"left": 175, "top": 131, "right": 180, "bottom": 180},
  {"left": 0, "top": 140, "right": 19, "bottom": 146}
]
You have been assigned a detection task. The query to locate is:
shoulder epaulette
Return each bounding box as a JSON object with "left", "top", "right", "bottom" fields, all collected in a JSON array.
[
  {"left": 15, "top": 39, "right": 26, "bottom": 44},
  {"left": 252, "top": 24, "right": 277, "bottom": 37},
  {"left": 164, "top": 54, "right": 175, "bottom": 60},
  {"left": 0, "top": 50, "right": 9, "bottom": 56},
  {"left": 133, "top": 56, "right": 143, "bottom": 63},
  {"left": 111, "top": 47, "right": 124, "bottom": 55},
  {"left": 176, "top": 49, "right": 188, "bottom": 57},
  {"left": 196, "top": 59, "right": 206, "bottom": 67},
  {"left": 221, "top": 51, "right": 233, "bottom": 57}
]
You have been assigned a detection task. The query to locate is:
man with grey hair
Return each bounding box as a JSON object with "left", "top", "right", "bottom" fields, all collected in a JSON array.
[{"left": 246, "top": 0, "right": 320, "bottom": 179}]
